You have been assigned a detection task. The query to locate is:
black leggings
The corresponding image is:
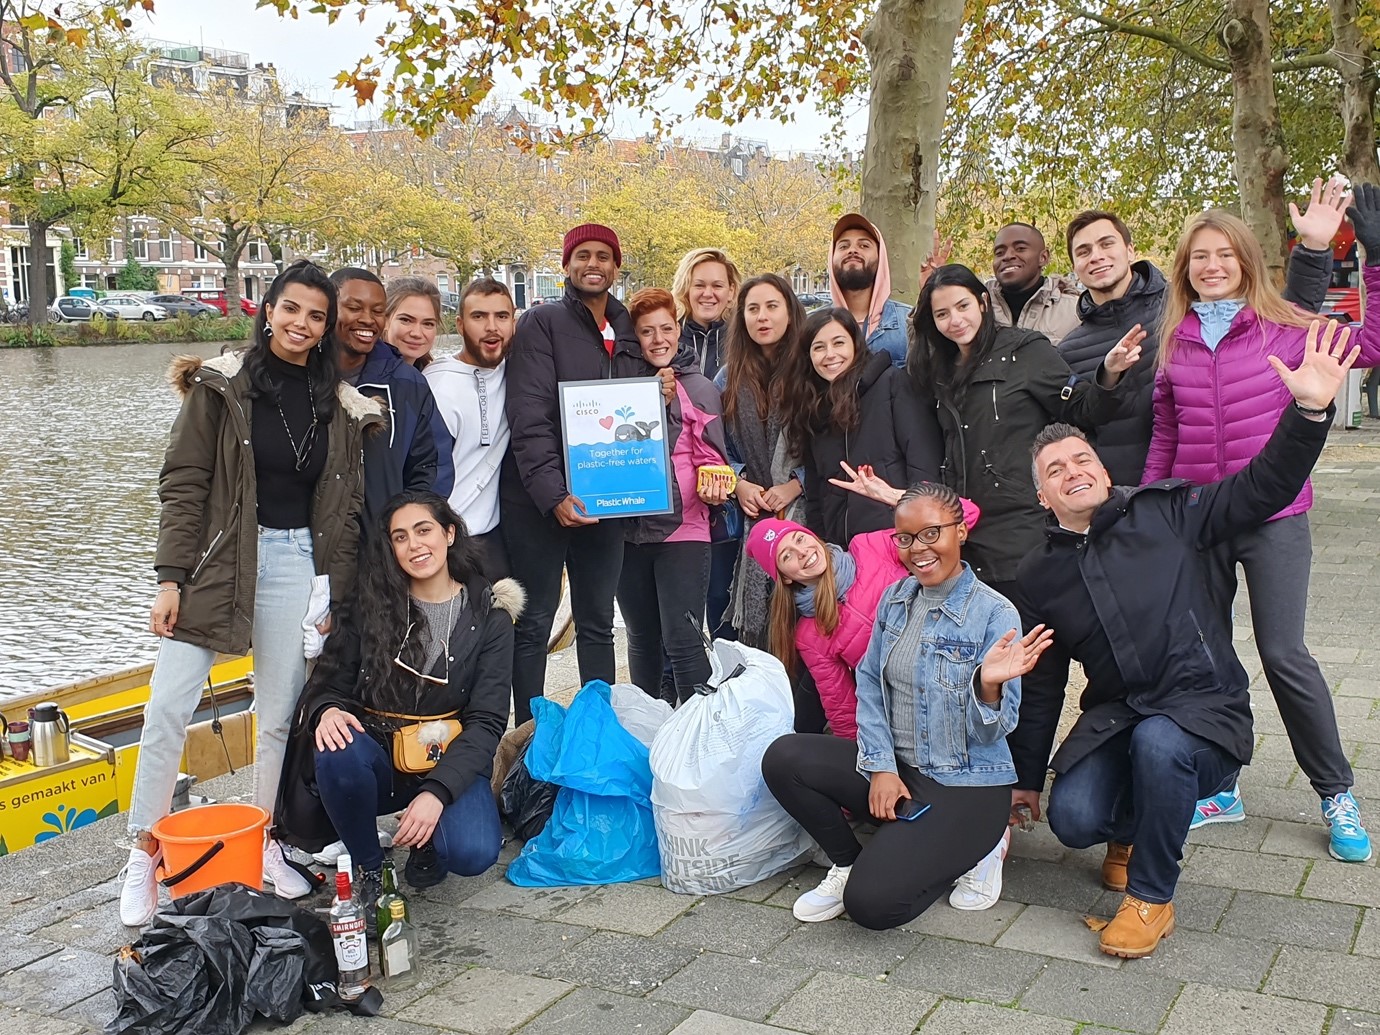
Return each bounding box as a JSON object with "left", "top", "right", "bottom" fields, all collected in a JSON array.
[
  {"left": 616, "top": 540, "right": 711, "bottom": 703},
  {"left": 762, "top": 734, "right": 1010, "bottom": 930}
]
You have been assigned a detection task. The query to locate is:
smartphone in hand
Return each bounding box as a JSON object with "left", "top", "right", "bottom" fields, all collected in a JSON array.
[{"left": 895, "top": 798, "right": 932, "bottom": 822}]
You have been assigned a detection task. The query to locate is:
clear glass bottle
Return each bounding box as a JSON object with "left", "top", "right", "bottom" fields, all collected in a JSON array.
[
  {"left": 379, "top": 899, "right": 421, "bottom": 990},
  {"left": 375, "top": 858, "right": 409, "bottom": 943},
  {"left": 329, "top": 870, "right": 370, "bottom": 1001}
]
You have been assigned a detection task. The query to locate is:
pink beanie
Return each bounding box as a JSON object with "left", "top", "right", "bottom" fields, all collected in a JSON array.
[
  {"left": 746, "top": 518, "right": 814, "bottom": 578},
  {"left": 562, "top": 223, "right": 622, "bottom": 267}
]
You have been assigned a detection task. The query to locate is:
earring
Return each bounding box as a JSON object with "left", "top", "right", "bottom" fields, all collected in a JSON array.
[
  {"left": 447, "top": 537, "right": 454, "bottom": 545},
  {"left": 266, "top": 326, "right": 273, "bottom": 338}
]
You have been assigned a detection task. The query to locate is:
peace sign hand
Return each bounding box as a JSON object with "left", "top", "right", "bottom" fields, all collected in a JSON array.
[{"left": 1104, "top": 324, "right": 1147, "bottom": 376}]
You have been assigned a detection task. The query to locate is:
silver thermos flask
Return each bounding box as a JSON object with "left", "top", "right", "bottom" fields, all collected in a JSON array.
[{"left": 29, "top": 702, "right": 71, "bottom": 767}]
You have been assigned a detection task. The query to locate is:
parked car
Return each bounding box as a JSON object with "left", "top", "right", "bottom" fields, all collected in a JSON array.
[
  {"left": 796, "top": 292, "right": 832, "bottom": 312},
  {"left": 50, "top": 296, "right": 119, "bottom": 322},
  {"left": 183, "top": 288, "right": 258, "bottom": 316},
  {"left": 101, "top": 295, "right": 170, "bottom": 321},
  {"left": 147, "top": 294, "right": 220, "bottom": 318}
]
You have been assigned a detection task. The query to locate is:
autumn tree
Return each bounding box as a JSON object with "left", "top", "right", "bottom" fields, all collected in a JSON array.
[
  {"left": 252, "top": 0, "right": 961, "bottom": 299},
  {"left": 0, "top": 3, "right": 207, "bottom": 323},
  {"left": 161, "top": 85, "right": 346, "bottom": 312},
  {"left": 946, "top": 0, "right": 1378, "bottom": 277}
]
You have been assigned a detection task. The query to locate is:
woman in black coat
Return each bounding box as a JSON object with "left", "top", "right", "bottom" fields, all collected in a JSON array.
[
  {"left": 280, "top": 490, "right": 523, "bottom": 900},
  {"left": 833, "top": 265, "right": 1144, "bottom": 597},
  {"left": 779, "top": 307, "right": 942, "bottom": 545}
]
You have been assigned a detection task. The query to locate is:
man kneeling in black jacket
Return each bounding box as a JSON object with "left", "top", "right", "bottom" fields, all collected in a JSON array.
[{"left": 1007, "top": 319, "right": 1356, "bottom": 959}]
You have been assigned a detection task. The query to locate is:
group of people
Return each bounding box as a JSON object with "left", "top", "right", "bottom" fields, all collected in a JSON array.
[{"left": 120, "top": 172, "right": 1380, "bottom": 962}]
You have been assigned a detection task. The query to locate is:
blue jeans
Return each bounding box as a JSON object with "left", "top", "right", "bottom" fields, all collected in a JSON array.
[
  {"left": 129, "top": 527, "right": 315, "bottom": 833},
  {"left": 314, "top": 732, "right": 502, "bottom": 875},
  {"left": 1046, "top": 715, "right": 1238, "bottom": 904}
]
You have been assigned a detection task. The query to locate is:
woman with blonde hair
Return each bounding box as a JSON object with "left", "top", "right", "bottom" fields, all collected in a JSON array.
[
  {"left": 1143, "top": 186, "right": 1380, "bottom": 861},
  {"left": 385, "top": 276, "right": 444, "bottom": 369},
  {"left": 672, "top": 247, "right": 741, "bottom": 378}
]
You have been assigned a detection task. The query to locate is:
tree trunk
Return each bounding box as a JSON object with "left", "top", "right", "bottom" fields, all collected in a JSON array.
[
  {"left": 222, "top": 226, "right": 246, "bottom": 316},
  {"left": 1221, "top": 0, "right": 1289, "bottom": 281},
  {"left": 1330, "top": 0, "right": 1380, "bottom": 187},
  {"left": 861, "top": 0, "right": 966, "bottom": 301},
  {"left": 26, "top": 219, "right": 52, "bottom": 326}
]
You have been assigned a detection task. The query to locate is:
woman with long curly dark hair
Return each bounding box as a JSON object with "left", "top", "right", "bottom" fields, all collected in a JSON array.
[
  {"left": 119, "top": 260, "right": 384, "bottom": 928},
  {"left": 779, "top": 307, "right": 942, "bottom": 544},
  {"left": 714, "top": 273, "right": 807, "bottom": 647},
  {"left": 285, "top": 490, "right": 524, "bottom": 901}
]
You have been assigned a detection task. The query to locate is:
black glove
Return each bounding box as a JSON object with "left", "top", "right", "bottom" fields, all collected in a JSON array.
[{"left": 1348, "top": 182, "right": 1380, "bottom": 266}]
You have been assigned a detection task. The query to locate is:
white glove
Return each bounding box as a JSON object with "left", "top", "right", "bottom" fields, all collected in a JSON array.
[{"left": 302, "top": 575, "right": 332, "bottom": 659}]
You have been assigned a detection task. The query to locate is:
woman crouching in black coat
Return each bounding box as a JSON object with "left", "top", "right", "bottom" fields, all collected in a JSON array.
[{"left": 281, "top": 490, "right": 523, "bottom": 900}]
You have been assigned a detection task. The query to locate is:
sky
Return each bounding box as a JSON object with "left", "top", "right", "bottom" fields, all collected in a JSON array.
[{"left": 131, "top": 0, "right": 865, "bottom": 156}]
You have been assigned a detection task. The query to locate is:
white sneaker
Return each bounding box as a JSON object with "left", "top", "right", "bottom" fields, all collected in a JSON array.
[
  {"left": 949, "top": 830, "right": 1009, "bottom": 911},
  {"left": 263, "top": 840, "right": 314, "bottom": 899},
  {"left": 118, "top": 844, "right": 162, "bottom": 928},
  {"left": 312, "top": 831, "right": 393, "bottom": 867},
  {"left": 793, "top": 864, "right": 851, "bottom": 922}
]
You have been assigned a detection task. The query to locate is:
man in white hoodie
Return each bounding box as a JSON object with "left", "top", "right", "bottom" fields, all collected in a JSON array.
[{"left": 423, "top": 277, "right": 515, "bottom": 578}]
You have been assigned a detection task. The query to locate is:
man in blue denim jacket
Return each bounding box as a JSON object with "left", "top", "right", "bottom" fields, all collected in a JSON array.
[
  {"left": 1009, "top": 321, "right": 1352, "bottom": 960},
  {"left": 762, "top": 483, "right": 1052, "bottom": 931}
]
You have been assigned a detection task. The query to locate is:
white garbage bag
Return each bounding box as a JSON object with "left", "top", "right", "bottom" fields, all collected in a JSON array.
[
  {"left": 610, "top": 683, "right": 673, "bottom": 748},
  {"left": 650, "top": 640, "right": 812, "bottom": 894}
]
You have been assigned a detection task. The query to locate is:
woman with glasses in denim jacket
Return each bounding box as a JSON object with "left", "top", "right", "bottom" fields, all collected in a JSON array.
[
  {"left": 762, "top": 482, "right": 1052, "bottom": 930},
  {"left": 286, "top": 490, "right": 525, "bottom": 903}
]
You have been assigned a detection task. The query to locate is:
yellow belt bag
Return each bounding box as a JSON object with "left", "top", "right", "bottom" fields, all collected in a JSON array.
[{"left": 365, "top": 708, "right": 463, "bottom": 774}]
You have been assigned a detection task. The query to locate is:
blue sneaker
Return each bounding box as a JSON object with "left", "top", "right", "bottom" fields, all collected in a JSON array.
[
  {"left": 1189, "top": 784, "right": 1245, "bottom": 829},
  {"left": 1322, "top": 791, "right": 1373, "bottom": 863}
]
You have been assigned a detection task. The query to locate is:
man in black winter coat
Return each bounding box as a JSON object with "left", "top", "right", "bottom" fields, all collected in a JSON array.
[
  {"left": 1057, "top": 182, "right": 1345, "bottom": 485},
  {"left": 1007, "top": 319, "right": 1357, "bottom": 961},
  {"left": 500, "top": 224, "right": 669, "bottom": 725}
]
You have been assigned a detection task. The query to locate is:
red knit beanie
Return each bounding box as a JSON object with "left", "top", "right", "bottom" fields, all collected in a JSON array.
[{"left": 562, "top": 224, "right": 622, "bottom": 268}]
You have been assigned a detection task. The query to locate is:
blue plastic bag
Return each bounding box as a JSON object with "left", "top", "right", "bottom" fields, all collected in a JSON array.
[{"left": 507, "top": 682, "right": 661, "bottom": 886}]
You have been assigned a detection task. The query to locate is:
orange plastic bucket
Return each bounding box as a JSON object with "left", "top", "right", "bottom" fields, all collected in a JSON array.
[{"left": 153, "top": 803, "right": 268, "bottom": 897}]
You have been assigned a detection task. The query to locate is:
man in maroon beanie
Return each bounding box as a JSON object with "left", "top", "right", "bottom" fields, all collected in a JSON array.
[{"left": 498, "top": 223, "right": 652, "bottom": 723}]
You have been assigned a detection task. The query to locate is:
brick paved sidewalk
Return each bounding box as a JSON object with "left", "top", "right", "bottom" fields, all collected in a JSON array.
[{"left": 4, "top": 422, "right": 1380, "bottom": 1035}]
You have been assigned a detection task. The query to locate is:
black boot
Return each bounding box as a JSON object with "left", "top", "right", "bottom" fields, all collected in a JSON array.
[{"left": 404, "top": 842, "right": 446, "bottom": 889}]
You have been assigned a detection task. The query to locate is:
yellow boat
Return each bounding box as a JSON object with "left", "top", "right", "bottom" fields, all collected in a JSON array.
[{"left": 1, "top": 656, "right": 256, "bottom": 857}]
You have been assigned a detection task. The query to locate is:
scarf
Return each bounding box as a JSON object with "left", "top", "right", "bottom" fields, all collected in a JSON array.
[
  {"left": 726, "top": 377, "right": 806, "bottom": 647},
  {"left": 829, "top": 227, "right": 894, "bottom": 340},
  {"left": 1191, "top": 298, "right": 1245, "bottom": 352},
  {"left": 792, "top": 544, "right": 857, "bottom": 618}
]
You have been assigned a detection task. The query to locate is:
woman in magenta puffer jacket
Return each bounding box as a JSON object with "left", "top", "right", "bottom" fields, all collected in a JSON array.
[
  {"left": 746, "top": 499, "right": 979, "bottom": 740},
  {"left": 1143, "top": 189, "right": 1380, "bottom": 863}
]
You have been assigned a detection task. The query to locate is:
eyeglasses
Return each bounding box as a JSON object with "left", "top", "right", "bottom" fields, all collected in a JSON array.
[
  {"left": 393, "top": 622, "right": 449, "bottom": 685},
  {"left": 890, "top": 521, "right": 963, "bottom": 549}
]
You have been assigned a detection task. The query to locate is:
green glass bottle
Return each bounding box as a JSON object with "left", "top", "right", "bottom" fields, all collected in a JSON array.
[{"left": 375, "top": 859, "right": 410, "bottom": 943}]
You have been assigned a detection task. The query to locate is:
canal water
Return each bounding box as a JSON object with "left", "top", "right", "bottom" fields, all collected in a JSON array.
[{"left": 0, "top": 342, "right": 223, "bottom": 698}]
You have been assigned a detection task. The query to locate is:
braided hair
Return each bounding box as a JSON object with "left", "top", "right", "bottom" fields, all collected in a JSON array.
[{"left": 896, "top": 481, "right": 965, "bottom": 521}]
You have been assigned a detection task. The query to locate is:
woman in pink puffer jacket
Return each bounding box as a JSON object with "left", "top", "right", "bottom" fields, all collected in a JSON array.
[
  {"left": 746, "top": 497, "right": 979, "bottom": 740},
  {"left": 1143, "top": 191, "right": 1380, "bottom": 863}
]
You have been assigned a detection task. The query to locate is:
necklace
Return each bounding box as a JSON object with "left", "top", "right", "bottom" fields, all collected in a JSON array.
[{"left": 274, "top": 369, "right": 319, "bottom": 472}]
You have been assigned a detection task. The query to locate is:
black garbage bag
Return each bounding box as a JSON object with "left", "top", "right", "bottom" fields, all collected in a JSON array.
[
  {"left": 107, "top": 883, "right": 378, "bottom": 1035},
  {"left": 500, "top": 739, "right": 559, "bottom": 841}
]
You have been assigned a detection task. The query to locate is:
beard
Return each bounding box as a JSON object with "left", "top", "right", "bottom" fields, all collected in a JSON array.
[
  {"left": 462, "top": 339, "right": 506, "bottom": 369},
  {"left": 833, "top": 260, "right": 877, "bottom": 292}
]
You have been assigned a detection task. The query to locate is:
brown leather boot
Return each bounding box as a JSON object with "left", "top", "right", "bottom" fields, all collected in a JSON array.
[
  {"left": 1101, "top": 842, "right": 1132, "bottom": 892},
  {"left": 1099, "top": 895, "right": 1175, "bottom": 958}
]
